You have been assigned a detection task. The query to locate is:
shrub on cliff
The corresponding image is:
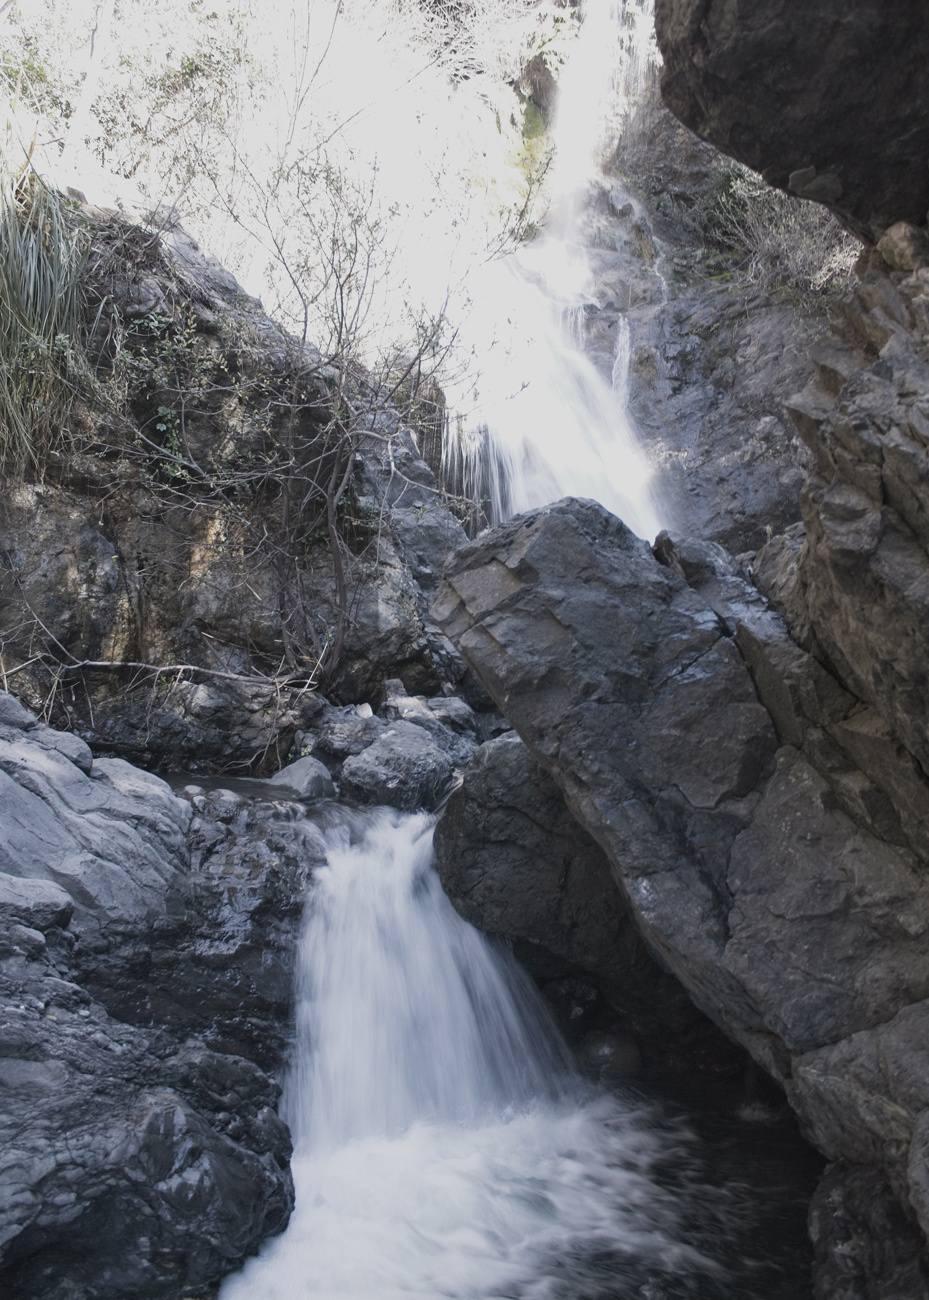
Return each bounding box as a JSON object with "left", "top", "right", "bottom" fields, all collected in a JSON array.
[{"left": 700, "top": 163, "right": 859, "bottom": 299}]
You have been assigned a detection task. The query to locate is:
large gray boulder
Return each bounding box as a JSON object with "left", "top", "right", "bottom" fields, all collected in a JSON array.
[
  {"left": 432, "top": 498, "right": 929, "bottom": 1293},
  {"left": 0, "top": 707, "right": 190, "bottom": 943},
  {"left": 267, "top": 754, "right": 335, "bottom": 799},
  {"left": 433, "top": 500, "right": 781, "bottom": 1047},
  {"left": 435, "top": 736, "right": 637, "bottom": 981},
  {"left": 1, "top": 1024, "right": 292, "bottom": 1300},
  {"left": 653, "top": 0, "right": 929, "bottom": 242},
  {"left": 305, "top": 686, "right": 479, "bottom": 811},
  {"left": 339, "top": 719, "right": 465, "bottom": 810}
]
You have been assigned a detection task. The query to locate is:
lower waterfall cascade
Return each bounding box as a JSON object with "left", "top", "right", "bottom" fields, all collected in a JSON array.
[{"left": 219, "top": 807, "right": 820, "bottom": 1300}]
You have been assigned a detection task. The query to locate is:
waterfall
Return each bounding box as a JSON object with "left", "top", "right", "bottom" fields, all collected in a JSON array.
[
  {"left": 218, "top": 808, "right": 722, "bottom": 1299},
  {"left": 442, "top": 0, "right": 662, "bottom": 541},
  {"left": 286, "top": 810, "right": 571, "bottom": 1150},
  {"left": 612, "top": 316, "right": 632, "bottom": 408}
]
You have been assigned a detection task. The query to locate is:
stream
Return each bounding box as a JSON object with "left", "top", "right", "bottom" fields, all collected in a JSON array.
[{"left": 218, "top": 807, "right": 821, "bottom": 1300}]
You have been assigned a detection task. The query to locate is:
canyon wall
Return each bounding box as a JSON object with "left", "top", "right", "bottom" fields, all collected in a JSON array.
[{"left": 4, "top": 4, "right": 929, "bottom": 1293}]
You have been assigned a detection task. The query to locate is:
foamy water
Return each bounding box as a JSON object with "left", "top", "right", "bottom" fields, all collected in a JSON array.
[{"left": 219, "top": 810, "right": 724, "bottom": 1300}]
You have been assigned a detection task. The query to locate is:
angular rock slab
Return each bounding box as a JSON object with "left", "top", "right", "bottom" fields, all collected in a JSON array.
[
  {"left": 433, "top": 501, "right": 929, "bottom": 1070},
  {"left": 723, "top": 747, "right": 929, "bottom": 1054},
  {"left": 434, "top": 733, "right": 738, "bottom": 1054},
  {"left": 433, "top": 499, "right": 780, "bottom": 1042},
  {"left": 434, "top": 499, "right": 929, "bottom": 1292}
]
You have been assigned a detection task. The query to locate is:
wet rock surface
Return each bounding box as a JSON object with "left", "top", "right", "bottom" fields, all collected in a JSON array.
[
  {"left": 0, "top": 673, "right": 485, "bottom": 1297},
  {"left": 433, "top": 496, "right": 929, "bottom": 1294},
  {"left": 654, "top": 0, "right": 929, "bottom": 243},
  {"left": 564, "top": 76, "right": 823, "bottom": 554},
  {"left": 434, "top": 500, "right": 780, "bottom": 1037},
  {"left": 295, "top": 681, "right": 479, "bottom": 811},
  {"left": 809, "top": 1162, "right": 929, "bottom": 1300},
  {"left": 2, "top": 1022, "right": 292, "bottom": 1300},
  {"left": 433, "top": 733, "right": 742, "bottom": 1071},
  {"left": 785, "top": 262, "right": 929, "bottom": 786},
  {"left": 0, "top": 692, "right": 302, "bottom": 1298},
  {"left": 625, "top": 282, "right": 817, "bottom": 551}
]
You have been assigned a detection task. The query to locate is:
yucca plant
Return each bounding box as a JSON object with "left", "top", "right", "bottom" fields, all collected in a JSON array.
[{"left": 0, "top": 164, "right": 89, "bottom": 478}]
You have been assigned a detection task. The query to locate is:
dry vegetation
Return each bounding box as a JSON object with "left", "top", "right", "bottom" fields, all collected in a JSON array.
[{"left": 698, "top": 162, "right": 859, "bottom": 300}]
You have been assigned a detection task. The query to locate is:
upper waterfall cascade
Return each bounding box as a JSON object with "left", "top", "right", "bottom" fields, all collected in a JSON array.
[{"left": 442, "top": 0, "right": 664, "bottom": 540}]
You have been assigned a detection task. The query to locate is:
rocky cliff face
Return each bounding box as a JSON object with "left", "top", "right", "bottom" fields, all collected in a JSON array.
[
  {"left": 5, "top": 4, "right": 929, "bottom": 1291},
  {"left": 432, "top": 495, "right": 929, "bottom": 1297},
  {"left": 556, "top": 80, "right": 824, "bottom": 553},
  {"left": 0, "top": 208, "right": 468, "bottom": 774},
  {"left": 784, "top": 257, "right": 929, "bottom": 789},
  {"left": 425, "top": 43, "right": 929, "bottom": 1277}
]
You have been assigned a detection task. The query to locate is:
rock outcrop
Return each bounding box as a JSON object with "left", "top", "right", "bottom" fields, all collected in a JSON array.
[
  {"left": 433, "top": 732, "right": 746, "bottom": 1072},
  {"left": 653, "top": 0, "right": 929, "bottom": 243},
  {"left": 0, "top": 691, "right": 299, "bottom": 1297},
  {"left": 783, "top": 259, "right": 929, "bottom": 795},
  {"left": 432, "top": 497, "right": 929, "bottom": 1294},
  {"left": 574, "top": 75, "right": 822, "bottom": 553},
  {"left": 0, "top": 210, "right": 467, "bottom": 773}
]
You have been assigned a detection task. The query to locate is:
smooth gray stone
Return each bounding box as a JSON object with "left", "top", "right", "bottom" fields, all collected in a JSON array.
[
  {"left": 266, "top": 755, "right": 335, "bottom": 799},
  {"left": 0, "top": 875, "right": 73, "bottom": 930}
]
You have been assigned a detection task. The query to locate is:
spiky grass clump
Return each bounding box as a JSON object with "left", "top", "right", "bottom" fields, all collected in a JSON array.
[{"left": 0, "top": 168, "right": 89, "bottom": 478}]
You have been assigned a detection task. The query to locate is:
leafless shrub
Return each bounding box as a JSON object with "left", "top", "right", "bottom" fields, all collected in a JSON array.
[{"left": 699, "top": 163, "right": 859, "bottom": 299}]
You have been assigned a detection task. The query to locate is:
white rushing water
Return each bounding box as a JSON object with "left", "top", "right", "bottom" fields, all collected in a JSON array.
[
  {"left": 443, "top": 0, "right": 663, "bottom": 540},
  {"left": 219, "top": 809, "right": 722, "bottom": 1300}
]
